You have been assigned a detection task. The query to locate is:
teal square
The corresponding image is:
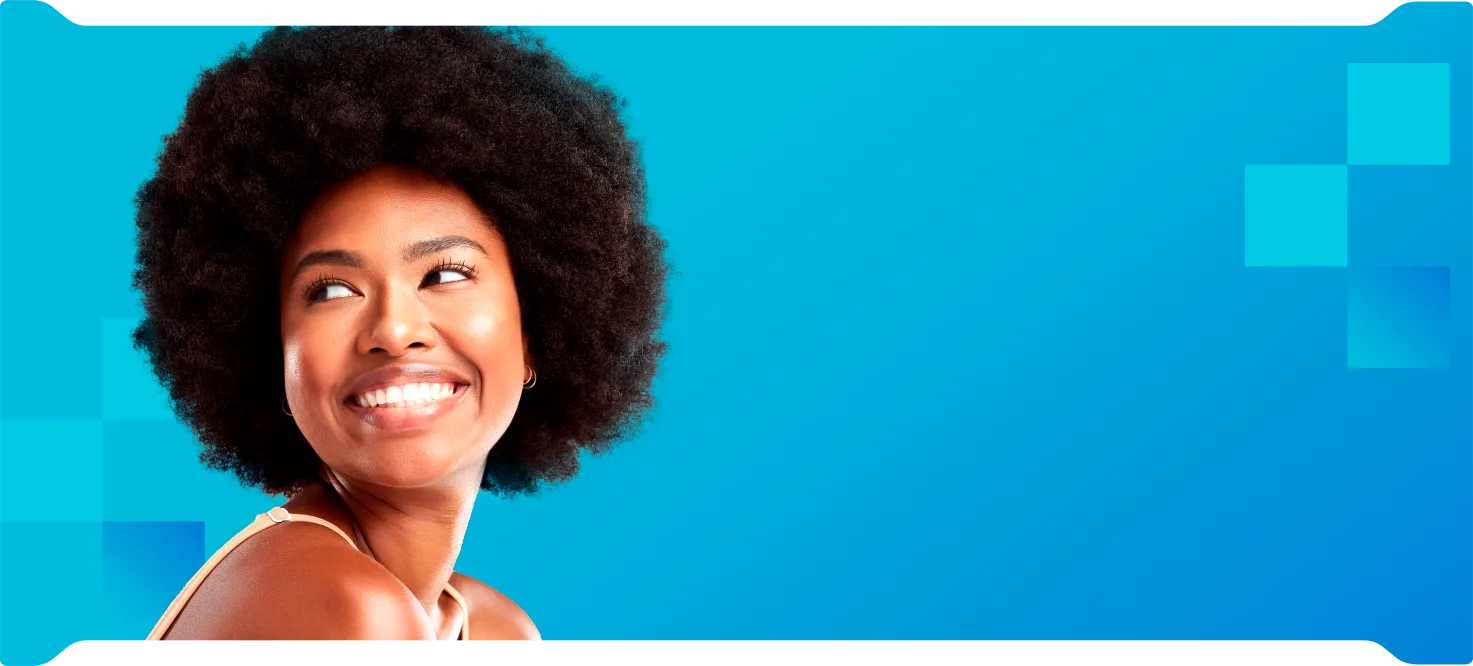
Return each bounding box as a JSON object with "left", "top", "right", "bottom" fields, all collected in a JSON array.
[
  {"left": 0, "top": 420, "right": 104, "bottom": 522},
  {"left": 1348, "top": 63, "right": 1450, "bottom": 165},
  {"left": 1244, "top": 165, "right": 1348, "bottom": 267},
  {"left": 102, "top": 317, "right": 175, "bottom": 421}
]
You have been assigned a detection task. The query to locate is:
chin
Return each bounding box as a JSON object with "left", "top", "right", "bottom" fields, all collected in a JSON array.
[
  {"left": 363, "top": 449, "right": 473, "bottom": 489},
  {"left": 313, "top": 433, "right": 474, "bottom": 490}
]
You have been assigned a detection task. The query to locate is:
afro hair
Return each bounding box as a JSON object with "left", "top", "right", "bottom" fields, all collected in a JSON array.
[{"left": 131, "top": 26, "right": 669, "bottom": 498}]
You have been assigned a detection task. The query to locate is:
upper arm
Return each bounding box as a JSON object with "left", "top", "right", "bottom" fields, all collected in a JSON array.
[
  {"left": 167, "top": 522, "right": 433, "bottom": 640},
  {"left": 317, "top": 569, "right": 437, "bottom": 640},
  {"left": 450, "top": 572, "right": 541, "bottom": 640},
  {"left": 480, "top": 589, "right": 542, "bottom": 640}
]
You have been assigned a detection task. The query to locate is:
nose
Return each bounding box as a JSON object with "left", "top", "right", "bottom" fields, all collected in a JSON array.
[{"left": 356, "top": 282, "right": 438, "bottom": 357}]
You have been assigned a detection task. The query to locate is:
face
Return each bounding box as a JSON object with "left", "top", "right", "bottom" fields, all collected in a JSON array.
[{"left": 279, "top": 164, "right": 529, "bottom": 489}]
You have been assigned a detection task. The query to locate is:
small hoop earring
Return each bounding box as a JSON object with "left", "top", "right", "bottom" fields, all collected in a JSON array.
[
  {"left": 523, "top": 366, "right": 537, "bottom": 389},
  {"left": 281, "top": 398, "right": 293, "bottom": 417}
]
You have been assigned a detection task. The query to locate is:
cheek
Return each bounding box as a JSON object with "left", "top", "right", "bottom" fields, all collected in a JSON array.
[
  {"left": 467, "top": 311, "right": 496, "bottom": 339},
  {"left": 283, "top": 341, "right": 309, "bottom": 394},
  {"left": 451, "top": 307, "right": 524, "bottom": 405},
  {"left": 461, "top": 310, "right": 519, "bottom": 374},
  {"left": 281, "top": 325, "right": 346, "bottom": 404}
]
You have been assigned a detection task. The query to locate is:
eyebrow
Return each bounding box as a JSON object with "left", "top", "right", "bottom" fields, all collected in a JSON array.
[{"left": 291, "top": 235, "right": 489, "bottom": 279}]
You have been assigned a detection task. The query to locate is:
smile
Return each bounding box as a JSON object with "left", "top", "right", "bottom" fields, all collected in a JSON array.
[
  {"left": 351, "top": 382, "right": 460, "bottom": 409},
  {"left": 342, "top": 381, "right": 470, "bottom": 432}
]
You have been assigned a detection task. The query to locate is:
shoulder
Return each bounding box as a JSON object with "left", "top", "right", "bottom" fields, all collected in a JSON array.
[
  {"left": 166, "top": 519, "right": 434, "bottom": 640},
  {"left": 449, "top": 571, "right": 542, "bottom": 640}
]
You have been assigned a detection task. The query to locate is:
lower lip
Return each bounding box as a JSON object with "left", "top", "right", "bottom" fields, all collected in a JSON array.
[{"left": 343, "top": 384, "right": 469, "bottom": 432}]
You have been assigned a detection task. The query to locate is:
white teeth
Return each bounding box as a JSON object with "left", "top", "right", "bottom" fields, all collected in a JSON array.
[{"left": 354, "top": 382, "right": 459, "bottom": 408}]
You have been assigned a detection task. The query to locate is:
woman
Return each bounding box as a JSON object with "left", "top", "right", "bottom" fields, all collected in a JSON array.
[{"left": 131, "top": 26, "right": 669, "bottom": 640}]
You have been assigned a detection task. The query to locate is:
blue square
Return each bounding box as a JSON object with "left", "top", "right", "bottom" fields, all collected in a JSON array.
[
  {"left": 1347, "top": 266, "right": 1450, "bottom": 369},
  {"left": 103, "top": 521, "right": 205, "bottom": 638},
  {"left": 102, "top": 317, "right": 175, "bottom": 421},
  {"left": 1348, "top": 63, "right": 1450, "bottom": 166},
  {"left": 1245, "top": 165, "right": 1347, "bottom": 267}
]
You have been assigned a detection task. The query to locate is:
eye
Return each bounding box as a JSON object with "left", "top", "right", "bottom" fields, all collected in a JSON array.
[
  {"left": 317, "top": 283, "right": 354, "bottom": 300},
  {"left": 423, "top": 269, "right": 469, "bottom": 286},
  {"left": 422, "top": 259, "right": 478, "bottom": 287},
  {"left": 302, "top": 275, "right": 357, "bottom": 304}
]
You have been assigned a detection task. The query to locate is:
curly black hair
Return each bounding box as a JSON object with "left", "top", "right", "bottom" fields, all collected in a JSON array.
[{"left": 131, "top": 26, "right": 669, "bottom": 498}]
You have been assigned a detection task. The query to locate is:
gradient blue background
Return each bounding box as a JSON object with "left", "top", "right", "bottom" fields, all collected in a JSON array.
[
  {"left": 1, "top": 2, "right": 1469, "bottom": 664},
  {"left": 1349, "top": 267, "right": 1452, "bottom": 368}
]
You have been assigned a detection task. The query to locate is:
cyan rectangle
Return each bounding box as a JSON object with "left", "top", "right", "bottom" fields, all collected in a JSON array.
[
  {"left": 1244, "top": 165, "right": 1348, "bottom": 267},
  {"left": 0, "top": 420, "right": 104, "bottom": 521},
  {"left": 1347, "top": 266, "right": 1451, "bottom": 369},
  {"left": 102, "top": 317, "right": 175, "bottom": 421},
  {"left": 1348, "top": 63, "right": 1451, "bottom": 166}
]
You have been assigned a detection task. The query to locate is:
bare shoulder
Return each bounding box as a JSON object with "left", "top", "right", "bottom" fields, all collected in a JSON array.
[
  {"left": 449, "top": 571, "right": 542, "bottom": 640},
  {"left": 165, "top": 520, "right": 433, "bottom": 640}
]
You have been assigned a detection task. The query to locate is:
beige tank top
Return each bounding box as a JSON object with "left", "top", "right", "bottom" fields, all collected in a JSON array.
[{"left": 146, "top": 506, "right": 469, "bottom": 640}]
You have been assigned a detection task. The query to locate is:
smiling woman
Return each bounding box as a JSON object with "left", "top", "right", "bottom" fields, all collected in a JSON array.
[{"left": 130, "top": 27, "right": 669, "bottom": 640}]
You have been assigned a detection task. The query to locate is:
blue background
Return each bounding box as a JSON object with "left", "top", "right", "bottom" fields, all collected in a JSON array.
[{"left": 1, "top": 1, "right": 1469, "bottom": 664}]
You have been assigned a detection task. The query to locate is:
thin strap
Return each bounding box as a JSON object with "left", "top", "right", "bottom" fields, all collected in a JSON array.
[
  {"left": 271, "top": 507, "right": 357, "bottom": 547},
  {"left": 444, "top": 582, "right": 471, "bottom": 640},
  {"left": 146, "top": 506, "right": 359, "bottom": 640}
]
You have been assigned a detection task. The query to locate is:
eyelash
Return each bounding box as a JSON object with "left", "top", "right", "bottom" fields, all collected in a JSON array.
[{"left": 300, "top": 259, "right": 479, "bottom": 304}]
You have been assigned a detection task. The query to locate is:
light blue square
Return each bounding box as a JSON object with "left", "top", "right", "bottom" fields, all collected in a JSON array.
[
  {"left": 1244, "top": 165, "right": 1348, "bottom": 267},
  {"left": 0, "top": 420, "right": 104, "bottom": 521},
  {"left": 1348, "top": 63, "right": 1450, "bottom": 165},
  {"left": 102, "top": 317, "right": 174, "bottom": 421}
]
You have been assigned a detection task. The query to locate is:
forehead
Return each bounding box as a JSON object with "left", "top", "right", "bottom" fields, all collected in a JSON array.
[{"left": 286, "top": 165, "right": 502, "bottom": 257}]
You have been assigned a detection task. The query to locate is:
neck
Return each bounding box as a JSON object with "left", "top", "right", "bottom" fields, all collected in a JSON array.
[{"left": 286, "top": 462, "right": 482, "bottom": 617}]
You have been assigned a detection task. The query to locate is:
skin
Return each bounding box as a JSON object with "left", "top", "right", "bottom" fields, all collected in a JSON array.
[{"left": 162, "top": 163, "right": 540, "bottom": 640}]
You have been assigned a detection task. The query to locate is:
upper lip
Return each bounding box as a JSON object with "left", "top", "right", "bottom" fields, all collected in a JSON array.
[{"left": 343, "top": 363, "right": 471, "bottom": 401}]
